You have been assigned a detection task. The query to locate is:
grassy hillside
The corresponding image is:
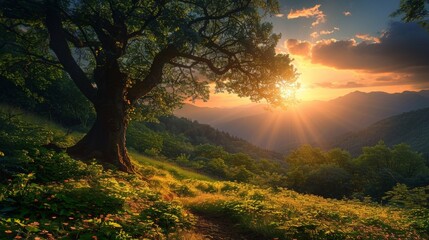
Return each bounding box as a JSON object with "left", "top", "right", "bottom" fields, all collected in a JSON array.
[
  {"left": 1, "top": 106, "right": 428, "bottom": 239},
  {"left": 130, "top": 152, "right": 215, "bottom": 182},
  {"left": 127, "top": 117, "right": 289, "bottom": 187},
  {"left": 332, "top": 107, "right": 429, "bottom": 156},
  {"left": 147, "top": 116, "right": 282, "bottom": 161}
]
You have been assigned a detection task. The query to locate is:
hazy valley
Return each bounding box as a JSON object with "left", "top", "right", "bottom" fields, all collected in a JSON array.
[{"left": 176, "top": 90, "right": 429, "bottom": 153}]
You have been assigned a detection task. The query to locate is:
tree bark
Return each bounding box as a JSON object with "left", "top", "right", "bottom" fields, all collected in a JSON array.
[{"left": 67, "top": 101, "right": 134, "bottom": 173}]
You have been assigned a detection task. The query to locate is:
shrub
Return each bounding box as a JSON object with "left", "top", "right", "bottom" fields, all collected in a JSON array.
[{"left": 140, "top": 200, "right": 194, "bottom": 234}]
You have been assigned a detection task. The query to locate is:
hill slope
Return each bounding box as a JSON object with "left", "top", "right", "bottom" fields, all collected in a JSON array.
[
  {"left": 147, "top": 116, "right": 282, "bottom": 160},
  {"left": 332, "top": 107, "right": 429, "bottom": 156},
  {"left": 0, "top": 107, "right": 428, "bottom": 240}
]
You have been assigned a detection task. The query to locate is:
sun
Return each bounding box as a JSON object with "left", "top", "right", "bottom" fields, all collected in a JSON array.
[{"left": 278, "top": 81, "right": 301, "bottom": 102}]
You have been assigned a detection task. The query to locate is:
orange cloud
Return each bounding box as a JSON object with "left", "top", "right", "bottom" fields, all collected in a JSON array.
[
  {"left": 310, "top": 23, "right": 429, "bottom": 87},
  {"left": 287, "top": 4, "right": 326, "bottom": 27},
  {"left": 283, "top": 23, "right": 429, "bottom": 89},
  {"left": 286, "top": 39, "right": 312, "bottom": 57},
  {"left": 310, "top": 32, "right": 319, "bottom": 38},
  {"left": 355, "top": 34, "right": 381, "bottom": 43},
  {"left": 310, "top": 28, "right": 338, "bottom": 38}
]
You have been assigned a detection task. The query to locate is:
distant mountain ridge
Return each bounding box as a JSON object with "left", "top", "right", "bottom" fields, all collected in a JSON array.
[
  {"left": 331, "top": 107, "right": 429, "bottom": 156},
  {"left": 175, "top": 90, "right": 429, "bottom": 153}
]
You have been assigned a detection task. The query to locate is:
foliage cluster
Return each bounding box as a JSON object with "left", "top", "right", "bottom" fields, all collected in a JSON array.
[
  {"left": 0, "top": 109, "right": 193, "bottom": 239},
  {"left": 284, "top": 143, "right": 429, "bottom": 200}
]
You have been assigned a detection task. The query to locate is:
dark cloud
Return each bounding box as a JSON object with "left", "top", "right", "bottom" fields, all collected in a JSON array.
[
  {"left": 286, "top": 39, "right": 312, "bottom": 57},
  {"left": 311, "top": 22, "right": 429, "bottom": 86}
]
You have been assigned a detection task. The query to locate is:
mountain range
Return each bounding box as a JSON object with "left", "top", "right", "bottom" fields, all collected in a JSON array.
[{"left": 175, "top": 90, "right": 429, "bottom": 153}]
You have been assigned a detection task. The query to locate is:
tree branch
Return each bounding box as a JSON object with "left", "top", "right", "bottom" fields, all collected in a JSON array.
[
  {"left": 45, "top": 5, "right": 97, "bottom": 103},
  {"left": 187, "top": 0, "right": 251, "bottom": 25},
  {"left": 127, "top": 45, "right": 179, "bottom": 102},
  {"left": 127, "top": 1, "right": 167, "bottom": 39},
  {"left": 177, "top": 52, "right": 231, "bottom": 75}
]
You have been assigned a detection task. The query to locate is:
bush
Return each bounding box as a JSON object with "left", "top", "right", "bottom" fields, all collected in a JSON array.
[
  {"left": 140, "top": 200, "right": 194, "bottom": 234},
  {"left": 383, "top": 183, "right": 429, "bottom": 209}
]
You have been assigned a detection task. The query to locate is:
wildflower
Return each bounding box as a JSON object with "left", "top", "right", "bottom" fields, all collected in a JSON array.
[{"left": 4, "top": 230, "right": 12, "bottom": 234}]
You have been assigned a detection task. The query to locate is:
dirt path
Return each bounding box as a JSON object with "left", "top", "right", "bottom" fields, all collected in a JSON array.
[{"left": 185, "top": 212, "right": 267, "bottom": 240}]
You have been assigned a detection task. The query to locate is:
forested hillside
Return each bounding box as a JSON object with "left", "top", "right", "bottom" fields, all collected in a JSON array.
[
  {"left": 137, "top": 116, "right": 282, "bottom": 161},
  {"left": 332, "top": 107, "right": 429, "bottom": 157}
]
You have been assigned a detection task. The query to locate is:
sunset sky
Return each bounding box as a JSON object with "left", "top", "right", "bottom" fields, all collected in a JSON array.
[{"left": 191, "top": 0, "right": 429, "bottom": 107}]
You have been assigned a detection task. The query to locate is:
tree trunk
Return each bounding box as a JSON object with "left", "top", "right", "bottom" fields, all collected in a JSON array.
[{"left": 67, "top": 102, "right": 135, "bottom": 173}]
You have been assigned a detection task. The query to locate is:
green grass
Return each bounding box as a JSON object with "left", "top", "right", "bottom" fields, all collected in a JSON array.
[
  {"left": 130, "top": 151, "right": 215, "bottom": 182},
  {"left": 0, "top": 104, "right": 83, "bottom": 147},
  {"left": 1, "top": 104, "right": 428, "bottom": 240}
]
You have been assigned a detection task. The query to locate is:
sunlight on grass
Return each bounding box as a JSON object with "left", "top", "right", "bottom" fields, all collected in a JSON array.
[
  {"left": 180, "top": 183, "right": 425, "bottom": 239},
  {"left": 130, "top": 151, "right": 215, "bottom": 182}
]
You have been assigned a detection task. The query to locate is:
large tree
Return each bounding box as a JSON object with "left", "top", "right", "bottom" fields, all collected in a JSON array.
[{"left": 0, "top": 0, "right": 296, "bottom": 173}]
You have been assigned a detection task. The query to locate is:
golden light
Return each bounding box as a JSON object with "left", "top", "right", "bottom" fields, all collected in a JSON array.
[{"left": 278, "top": 80, "right": 301, "bottom": 102}]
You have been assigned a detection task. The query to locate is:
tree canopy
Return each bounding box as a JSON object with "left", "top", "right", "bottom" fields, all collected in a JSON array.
[
  {"left": 393, "top": 0, "right": 429, "bottom": 29},
  {"left": 0, "top": 0, "right": 296, "bottom": 172},
  {"left": 0, "top": 0, "right": 296, "bottom": 109}
]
